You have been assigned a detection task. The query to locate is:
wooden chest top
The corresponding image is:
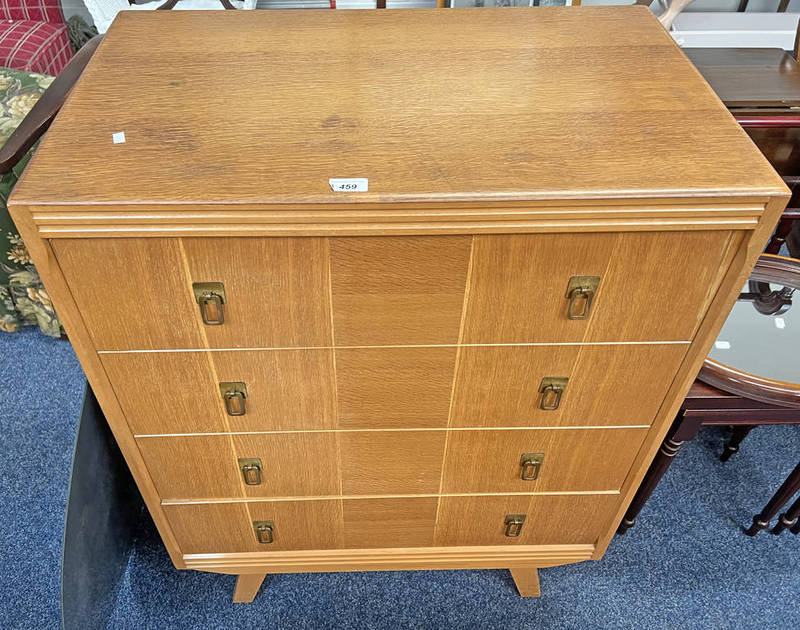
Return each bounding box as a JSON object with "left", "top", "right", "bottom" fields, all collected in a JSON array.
[{"left": 11, "top": 6, "right": 785, "bottom": 213}]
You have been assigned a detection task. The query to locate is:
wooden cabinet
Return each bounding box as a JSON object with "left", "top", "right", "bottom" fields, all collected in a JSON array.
[{"left": 9, "top": 7, "right": 789, "bottom": 603}]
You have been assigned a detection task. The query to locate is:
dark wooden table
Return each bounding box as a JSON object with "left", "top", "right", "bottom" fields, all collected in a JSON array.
[
  {"left": 686, "top": 47, "right": 800, "bottom": 108},
  {"left": 617, "top": 381, "right": 799, "bottom": 534},
  {"left": 686, "top": 47, "right": 800, "bottom": 258}
]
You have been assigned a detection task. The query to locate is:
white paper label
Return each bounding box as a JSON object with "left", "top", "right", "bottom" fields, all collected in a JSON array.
[
  {"left": 715, "top": 341, "right": 731, "bottom": 350},
  {"left": 112, "top": 131, "right": 126, "bottom": 144},
  {"left": 329, "top": 177, "right": 368, "bottom": 192},
  {"left": 775, "top": 317, "right": 786, "bottom": 329}
]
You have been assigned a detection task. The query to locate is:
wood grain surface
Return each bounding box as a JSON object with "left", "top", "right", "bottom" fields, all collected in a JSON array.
[
  {"left": 138, "top": 426, "right": 641, "bottom": 500},
  {"left": 461, "top": 231, "right": 742, "bottom": 343},
  {"left": 510, "top": 567, "right": 540, "bottom": 598},
  {"left": 440, "top": 427, "right": 648, "bottom": 493},
  {"left": 334, "top": 346, "right": 457, "bottom": 429},
  {"left": 54, "top": 231, "right": 739, "bottom": 351},
  {"left": 102, "top": 348, "right": 338, "bottom": 434},
  {"left": 181, "top": 237, "right": 332, "bottom": 348},
  {"left": 162, "top": 493, "right": 620, "bottom": 554},
  {"left": 8, "top": 5, "right": 790, "bottom": 588},
  {"left": 449, "top": 343, "right": 688, "bottom": 428},
  {"left": 433, "top": 494, "right": 619, "bottom": 547},
  {"left": 11, "top": 8, "right": 784, "bottom": 211},
  {"left": 329, "top": 236, "right": 471, "bottom": 345}
]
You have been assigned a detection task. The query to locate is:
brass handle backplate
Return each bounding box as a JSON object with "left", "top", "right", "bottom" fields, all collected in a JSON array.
[
  {"left": 220, "top": 381, "right": 247, "bottom": 416},
  {"left": 504, "top": 514, "right": 526, "bottom": 537},
  {"left": 565, "top": 276, "right": 600, "bottom": 320},
  {"left": 520, "top": 452, "right": 545, "bottom": 481},
  {"left": 253, "top": 520, "right": 274, "bottom": 544},
  {"left": 538, "top": 377, "right": 568, "bottom": 410},
  {"left": 239, "top": 457, "right": 263, "bottom": 485},
  {"left": 193, "top": 282, "right": 226, "bottom": 325}
]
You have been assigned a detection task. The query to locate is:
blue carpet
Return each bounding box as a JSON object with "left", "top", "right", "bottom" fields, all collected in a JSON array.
[
  {"left": 0, "top": 329, "right": 84, "bottom": 630},
  {"left": 1, "top": 328, "right": 799, "bottom": 629}
]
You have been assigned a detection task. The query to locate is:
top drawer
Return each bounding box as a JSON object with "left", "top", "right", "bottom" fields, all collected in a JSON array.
[{"left": 52, "top": 231, "right": 738, "bottom": 350}]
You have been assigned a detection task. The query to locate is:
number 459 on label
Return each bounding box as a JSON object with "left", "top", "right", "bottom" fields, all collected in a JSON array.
[{"left": 329, "top": 178, "right": 368, "bottom": 192}]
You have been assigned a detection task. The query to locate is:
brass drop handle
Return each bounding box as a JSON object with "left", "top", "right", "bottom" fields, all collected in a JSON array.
[
  {"left": 220, "top": 382, "right": 247, "bottom": 416},
  {"left": 239, "top": 458, "right": 263, "bottom": 485},
  {"left": 520, "top": 453, "right": 544, "bottom": 481},
  {"left": 253, "top": 521, "right": 274, "bottom": 544},
  {"left": 538, "top": 377, "right": 568, "bottom": 411},
  {"left": 565, "top": 276, "right": 600, "bottom": 320},
  {"left": 504, "top": 514, "right": 526, "bottom": 538},
  {"left": 224, "top": 391, "right": 246, "bottom": 416},
  {"left": 193, "top": 282, "right": 226, "bottom": 325}
]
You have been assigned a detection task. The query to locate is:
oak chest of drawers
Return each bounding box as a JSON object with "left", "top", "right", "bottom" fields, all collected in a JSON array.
[{"left": 10, "top": 6, "right": 789, "bottom": 602}]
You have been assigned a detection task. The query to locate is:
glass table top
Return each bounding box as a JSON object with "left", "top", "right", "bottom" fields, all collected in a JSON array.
[{"left": 708, "top": 281, "right": 799, "bottom": 385}]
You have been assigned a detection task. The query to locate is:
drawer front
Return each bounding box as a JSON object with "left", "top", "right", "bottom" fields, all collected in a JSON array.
[
  {"left": 450, "top": 344, "right": 688, "bottom": 428},
  {"left": 440, "top": 427, "right": 647, "bottom": 493},
  {"left": 54, "top": 231, "right": 737, "bottom": 351},
  {"left": 138, "top": 431, "right": 447, "bottom": 499},
  {"left": 163, "top": 494, "right": 619, "bottom": 554},
  {"left": 139, "top": 427, "right": 637, "bottom": 500},
  {"left": 106, "top": 343, "right": 682, "bottom": 435},
  {"left": 341, "top": 497, "right": 439, "bottom": 549}
]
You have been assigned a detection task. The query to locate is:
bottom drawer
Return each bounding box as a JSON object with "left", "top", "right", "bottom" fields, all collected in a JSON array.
[{"left": 164, "top": 494, "right": 621, "bottom": 555}]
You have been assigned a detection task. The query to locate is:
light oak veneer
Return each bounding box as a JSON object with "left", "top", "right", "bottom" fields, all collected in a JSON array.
[{"left": 8, "top": 7, "right": 789, "bottom": 601}]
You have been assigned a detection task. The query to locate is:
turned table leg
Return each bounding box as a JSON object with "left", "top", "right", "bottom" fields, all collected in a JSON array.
[
  {"left": 773, "top": 492, "right": 800, "bottom": 534},
  {"left": 720, "top": 425, "right": 755, "bottom": 462},
  {"left": 618, "top": 410, "right": 700, "bottom": 534},
  {"left": 510, "top": 567, "right": 540, "bottom": 598},
  {"left": 233, "top": 573, "right": 268, "bottom": 603},
  {"left": 745, "top": 461, "right": 800, "bottom": 536}
]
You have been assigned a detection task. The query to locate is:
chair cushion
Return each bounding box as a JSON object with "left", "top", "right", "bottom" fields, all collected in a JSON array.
[
  {"left": 0, "top": 19, "right": 72, "bottom": 75},
  {"left": 0, "top": 66, "right": 60, "bottom": 336},
  {"left": 0, "top": 0, "right": 64, "bottom": 24}
]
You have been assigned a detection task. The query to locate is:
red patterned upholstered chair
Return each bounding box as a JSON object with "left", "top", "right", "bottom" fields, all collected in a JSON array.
[{"left": 0, "top": 0, "right": 73, "bottom": 75}]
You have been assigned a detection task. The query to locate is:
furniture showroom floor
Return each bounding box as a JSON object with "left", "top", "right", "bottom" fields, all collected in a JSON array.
[{"left": 1, "top": 328, "right": 799, "bottom": 630}]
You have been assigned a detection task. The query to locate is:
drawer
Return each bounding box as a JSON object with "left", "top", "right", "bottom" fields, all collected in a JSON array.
[
  {"left": 105, "top": 345, "right": 457, "bottom": 435},
  {"left": 440, "top": 427, "right": 648, "bottom": 493},
  {"left": 139, "top": 427, "right": 638, "bottom": 500},
  {"left": 54, "top": 231, "right": 735, "bottom": 351},
  {"left": 138, "top": 430, "right": 447, "bottom": 499},
  {"left": 450, "top": 344, "right": 687, "bottom": 427},
  {"left": 163, "top": 494, "right": 619, "bottom": 554},
  {"left": 462, "top": 231, "right": 739, "bottom": 343},
  {"left": 108, "top": 343, "right": 681, "bottom": 435}
]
